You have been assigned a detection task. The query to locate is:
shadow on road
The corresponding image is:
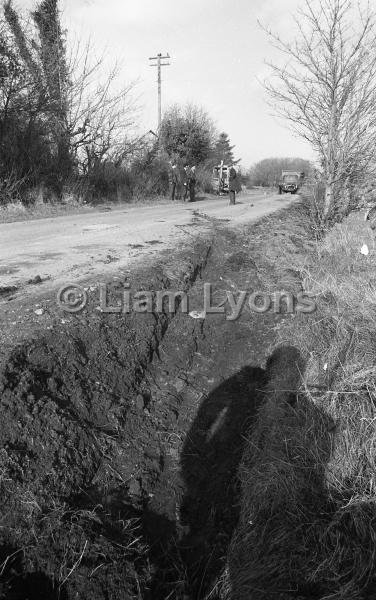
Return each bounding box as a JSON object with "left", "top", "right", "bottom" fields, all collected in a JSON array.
[
  {"left": 143, "top": 345, "right": 340, "bottom": 600},
  {"left": 144, "top": 362, "right": 267, "bottom": 599},
  {"left": 0, "top": 544, "right": 67, "bottom": 600},
  {"left": 178, "top": 364, "right": 266, "bottom": 598},
  {"left": 226, "top": 347, "right": 337, "bottom": 600}
]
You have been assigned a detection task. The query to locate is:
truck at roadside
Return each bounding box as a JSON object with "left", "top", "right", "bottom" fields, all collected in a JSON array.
[{"left": 278, "top": 171, "right": 305, "bottom": 194}]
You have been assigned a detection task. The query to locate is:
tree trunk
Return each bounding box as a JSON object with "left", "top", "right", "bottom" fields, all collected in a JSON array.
[
  {"left": 324, "top": 180, "right": 334, "bottom": 220},
  {"left": 323, "top": 94, "right": 337, "bottom": 222}
]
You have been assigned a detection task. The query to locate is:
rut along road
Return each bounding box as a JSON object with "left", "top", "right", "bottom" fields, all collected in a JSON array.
[{"left": 0, "top": 191, "right": 297, "bottom": 296}]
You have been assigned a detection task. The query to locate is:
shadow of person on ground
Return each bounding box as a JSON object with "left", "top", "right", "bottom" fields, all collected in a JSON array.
[
  {"left": 143, "top": 364, "right": 266, "bottom": 599},
  {"left": 227, "top": 346, "right": 337, "bottom": 600},
  {"left": 0, "top": 544, "right": 67, "bottom": 600},
  {"left": 145, "top": 346, "right": 324, "bottom": 600},
  {"left": 178, "top": 364, "right": 267, "bottom": 599}
]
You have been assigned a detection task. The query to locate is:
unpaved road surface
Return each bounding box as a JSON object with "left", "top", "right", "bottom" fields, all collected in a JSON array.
[{"left": 0, "top": 192, "right": 294, "bottom": 297}]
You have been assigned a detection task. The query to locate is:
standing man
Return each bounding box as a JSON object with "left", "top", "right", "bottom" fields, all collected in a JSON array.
[
  {"left": 188, "top": 166, "right": 197, "bottom": 202},
  {"left": 183, "top": 165, "right": 190, "bottom": 201},
  {"left": 229, "top": 165, "right": 241, "bottom": 205},
  {"left": 170, "top": 164, "right": 179, "bottom": 201}
]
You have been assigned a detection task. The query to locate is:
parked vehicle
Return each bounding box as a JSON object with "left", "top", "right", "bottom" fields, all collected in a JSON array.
[
  {"left": 212, "top": 161, "right": 230, "bottom": 194},
  {"left": 278, "top": 171, "right": 305, "bottom": 194}
]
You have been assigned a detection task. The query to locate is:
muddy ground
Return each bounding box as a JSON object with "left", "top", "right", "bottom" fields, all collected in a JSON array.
[{"left": 0, "top": 204, "right": 314, "bottom": 599}]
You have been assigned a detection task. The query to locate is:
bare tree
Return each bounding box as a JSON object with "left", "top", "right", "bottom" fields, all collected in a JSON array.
[
  {"left": 2, "top": 0, "right": 138, "bottom": 200},
  {"left": 66, "top": 40, "right": 137, "bottom": 173},
  {"left": 263, "top": 0, "right": 376, "bottom": 221}
]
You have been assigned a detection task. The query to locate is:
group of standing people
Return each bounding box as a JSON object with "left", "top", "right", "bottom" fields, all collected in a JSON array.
[
  {"left": 170, "top": 164, "right": 196, "bottom": 202},
  {"left": 170, "top": 162, "right": 241, "bottom": 204}
]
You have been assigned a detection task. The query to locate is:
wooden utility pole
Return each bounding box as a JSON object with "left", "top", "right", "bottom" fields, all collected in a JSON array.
[{"left": 149, "top": 53, "right": 170, "bottom": 131}]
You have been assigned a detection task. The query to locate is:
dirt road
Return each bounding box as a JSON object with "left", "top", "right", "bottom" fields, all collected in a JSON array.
[{"left": 0, "top": 191, "right": 294, "bottom": 297}]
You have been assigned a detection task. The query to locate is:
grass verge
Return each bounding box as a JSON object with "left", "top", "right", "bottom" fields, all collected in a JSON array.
[
  {"left": 0, "top": 195, "right": 171, "bottom": 224},
  {"left": 226, "top": 206, "right": 376, "bottom": 599}
]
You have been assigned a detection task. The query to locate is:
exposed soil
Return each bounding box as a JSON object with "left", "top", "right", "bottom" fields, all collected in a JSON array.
[{"left": 0, "top": 206, "right": 307, "bottom": 599}]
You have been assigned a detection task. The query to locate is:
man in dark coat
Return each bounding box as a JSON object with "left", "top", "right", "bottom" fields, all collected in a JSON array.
[
  {"left": 229, "top": 165, "right": 241, "bottom": 205},
  {"left": 188, "top": 166, "right": 196, "bottom": 202},
  {"left": 170, "top": 164, "right": 179, "bottom": 201},
  {"left": 183, "top": 165, "right": 190, "bottom": 201}
]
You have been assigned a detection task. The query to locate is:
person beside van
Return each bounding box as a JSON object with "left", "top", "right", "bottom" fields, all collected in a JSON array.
[{"left": 229, "top": 165, "right": 241, "bottom": 205}]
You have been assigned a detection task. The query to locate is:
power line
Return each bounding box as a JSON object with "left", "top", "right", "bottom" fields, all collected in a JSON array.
[{"left": 149, "top": 53, "right": 170, "bottom": 131}]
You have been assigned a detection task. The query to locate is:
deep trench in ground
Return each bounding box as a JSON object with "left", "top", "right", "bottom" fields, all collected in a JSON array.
[{"left": 0, "top": 216, "right": 302, "bottom": 600}]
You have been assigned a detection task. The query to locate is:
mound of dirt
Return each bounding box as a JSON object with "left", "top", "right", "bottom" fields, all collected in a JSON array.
[{"left": 0, "top": 239, "right": 212, "bottom": 600}]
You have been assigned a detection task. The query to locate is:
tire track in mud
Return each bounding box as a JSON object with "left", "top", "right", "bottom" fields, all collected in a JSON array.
[{"left": 108, "top": 226, "right": 294, "bottom": 600}]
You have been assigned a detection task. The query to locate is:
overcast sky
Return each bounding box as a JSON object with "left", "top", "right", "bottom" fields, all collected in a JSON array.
[{"left": 17, "top": 0, "right": 314, "bottom": 168}]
